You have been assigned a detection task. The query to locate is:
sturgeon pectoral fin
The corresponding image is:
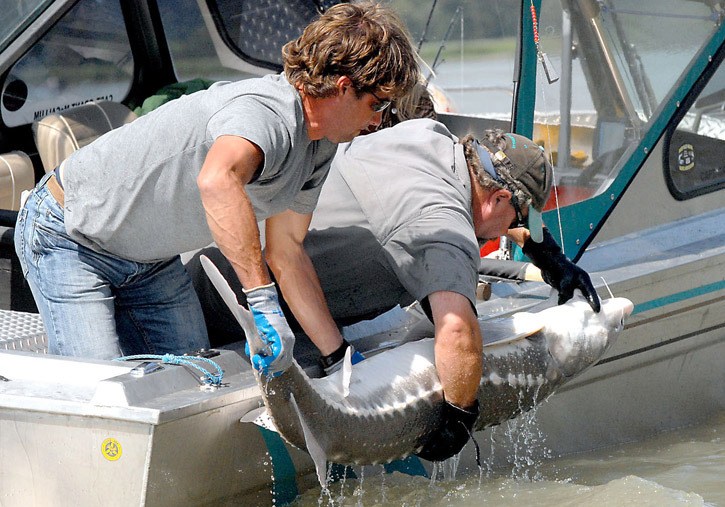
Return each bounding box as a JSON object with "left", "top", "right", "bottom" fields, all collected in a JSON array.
[
  {"left": 290, "top": 394, "right": 329, "bottom": 487},
  {"left": 240, "top": 407, "right": 279, "bottom": 433},
  {"left": 483, "top": 316, "right": 544, "bottom": 347}
]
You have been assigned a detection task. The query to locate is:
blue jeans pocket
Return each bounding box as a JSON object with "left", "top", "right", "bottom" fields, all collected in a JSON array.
[{"left": 30, "top": 192, "right": 68, "bottom": 255}]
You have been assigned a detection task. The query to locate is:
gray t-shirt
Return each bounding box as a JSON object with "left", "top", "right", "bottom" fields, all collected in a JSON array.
[
  {"left": 62, "top": 73, "right": 336, "bottom": 262},
  {"left": 305, "top": 118, "right": 480, "bottom": 320}
]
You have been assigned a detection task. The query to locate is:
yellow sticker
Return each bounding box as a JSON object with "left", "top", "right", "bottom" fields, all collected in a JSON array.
[
  {"left": 677, "top": 143, "right": 695, "bottom": 171},
  {"left": 101, "top": 438, "right": 122, "bottom": 461}
]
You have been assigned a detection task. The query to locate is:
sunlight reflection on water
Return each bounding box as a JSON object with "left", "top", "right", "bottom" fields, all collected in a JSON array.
[{"left": 291, "top": 412, "right": 724, "bottom": 507}]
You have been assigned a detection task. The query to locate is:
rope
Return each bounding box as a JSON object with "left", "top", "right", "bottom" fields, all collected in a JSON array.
[
  {"left": 530, "top": 1, "right": 540, "bottom": 47},
  {"left": 464, "top": 425, "right": 482, "bottom": 469},
  {"left": 115, "top": 353, "right": 224, "bottom": 386}
]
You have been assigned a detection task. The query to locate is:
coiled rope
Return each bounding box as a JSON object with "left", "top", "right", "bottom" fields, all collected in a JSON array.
[{"left": 115, "top": 353, "right": 224, "bottom": 386}]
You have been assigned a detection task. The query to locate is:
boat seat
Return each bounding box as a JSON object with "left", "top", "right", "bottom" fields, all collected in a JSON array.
[
  {"left": 0, "top": 151, "right": 35, "bottom": 211},
  {"left": 33, "top": 101, "right": 137, "bottom": 172}
]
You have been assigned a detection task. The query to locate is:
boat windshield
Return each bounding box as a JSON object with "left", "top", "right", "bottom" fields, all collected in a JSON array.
[
  {"left": 390, "top": 0, "right": 722, "bottom": 203},
  {"left": 532, "top": 0, "right": 722, "bottom": 207},
  {"left": 387, "top": 0, "right": 521, "bottom": 121},
  {"left": 0, "top": 0, "right": 53, "bottom": 53}
]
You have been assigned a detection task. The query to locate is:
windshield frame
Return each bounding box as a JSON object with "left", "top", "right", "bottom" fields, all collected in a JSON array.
[
  {"left": 516, "top": 1, "right": 725, "bottom": 261},
  {"left": 0, "top": 0, "right": 56, "bottom": 54}
]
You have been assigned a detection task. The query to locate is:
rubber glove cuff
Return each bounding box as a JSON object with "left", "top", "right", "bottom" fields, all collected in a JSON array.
[{"left": 415, "top": 400, "right": 480, "bottom": 462}]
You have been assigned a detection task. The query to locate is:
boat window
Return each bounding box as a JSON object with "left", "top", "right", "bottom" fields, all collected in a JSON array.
[
  {"left": 0, "top": 0, "right": 52, "bottom": 53},
  {"left": 211, "top": 0, "right": 330, "bottom": 68},
  {"left": 175, "top": 0, "right": 337, "bottom": 79},
  {"left": 389, "top": 0, "right": 520, "bottom": 121},
  {"left": 0, "top": 0, "right": 133, "bottom": 128},
  {"left": 664, "top": 60, "right": 725, "bottom": 199},
  {"left": 532, "top": 0, "right": 721, "bottom": 210},
  {"left": 162, "top": 0, "right": 522, "bottom": 120},
  {"left": 157, "top": 0, "right": 258, "bottom": 82}
]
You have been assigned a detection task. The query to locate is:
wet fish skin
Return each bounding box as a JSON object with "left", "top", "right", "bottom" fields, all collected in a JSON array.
[
  {"left": 252, "top": 297, "right": 633, "bottom": 465},
  {"left": 200, "top": 255, "right": 632, "bottom": 465},
  {"left": 475, "top": 298, "right": 627, "bottom": 429}
]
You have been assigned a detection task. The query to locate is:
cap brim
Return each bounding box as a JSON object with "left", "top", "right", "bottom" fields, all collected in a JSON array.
[{"left": 528, "top": 208, "right": 544, "bottom": 243}]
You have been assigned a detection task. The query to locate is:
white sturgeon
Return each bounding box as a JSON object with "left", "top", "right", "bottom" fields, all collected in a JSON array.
[{"left": 201, "top": 256, "right": 632, "bottom": 477}]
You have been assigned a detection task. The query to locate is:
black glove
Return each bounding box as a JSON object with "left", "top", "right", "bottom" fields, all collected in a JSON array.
[
  {"left": 318, "top": 339, "right": 365, "bottom": 376},
  {"left": 415, "top": 400, "right": 479, "bottom": 462},
  {"left": 522, "top": 228, "right": 601, "bottom": 313}
]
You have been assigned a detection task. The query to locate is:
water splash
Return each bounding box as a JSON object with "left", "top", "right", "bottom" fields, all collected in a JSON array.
[
  {"left": 482, "top": 387, "right": 553, "bottom": 483},
  {"left": 429, "top": 452, "right": 462, "bottom": 486},
  {"left": 352, "top": 466, "right": 365, "bottom": 507}
]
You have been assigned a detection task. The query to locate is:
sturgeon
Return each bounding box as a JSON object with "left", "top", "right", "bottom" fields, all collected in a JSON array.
[{"left": 201, "top": 256, "right": 632, "bottom": 476}]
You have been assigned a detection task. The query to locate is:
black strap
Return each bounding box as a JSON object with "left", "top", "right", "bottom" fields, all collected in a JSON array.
[{"left": 319, "top": 339, "right": 351, "bottom": 369}]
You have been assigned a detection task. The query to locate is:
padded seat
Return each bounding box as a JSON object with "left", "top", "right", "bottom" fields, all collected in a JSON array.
[
  {"left": 0, "top": 151, "right": 35, "bottom": 211},
  {"left": 33, "top": 101, "right": 137, "bottom": 172}
]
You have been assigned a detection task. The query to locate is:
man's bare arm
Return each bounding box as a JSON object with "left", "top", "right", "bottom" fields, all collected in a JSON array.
[
  {"left": 197, "top": 135, "right": 269, "bottom": 289},
  {"left": 428, "top": 291, "right": 483, "bottom": 408},
  {"left": 265, "top": 210, "right": 344, "bottom": 355}
]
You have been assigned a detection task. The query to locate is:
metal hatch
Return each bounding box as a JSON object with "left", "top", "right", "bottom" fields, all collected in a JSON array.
[{"left": 196, "top": 0, "right": 346, "bottom": 73}]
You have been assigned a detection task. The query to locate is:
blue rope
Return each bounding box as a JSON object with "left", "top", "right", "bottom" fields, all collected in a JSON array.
[{"left": 115, "top": 353, "right": 224, "bottom": 386}]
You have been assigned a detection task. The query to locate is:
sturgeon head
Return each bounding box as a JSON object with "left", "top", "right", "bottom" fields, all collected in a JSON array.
[
  {"left": 200, "top": 256, "right": 632, "bottom": 475},
  {"left": 475, "top": 296, "right": 633, "bottom": 428}
]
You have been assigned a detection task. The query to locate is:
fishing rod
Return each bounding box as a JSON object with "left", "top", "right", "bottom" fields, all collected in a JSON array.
[
  {"left": 416, "top": 0, "right": 438, "bottom": 53},
  {"left": 426, "top": 4, "right": 463, "bottom": 81}
]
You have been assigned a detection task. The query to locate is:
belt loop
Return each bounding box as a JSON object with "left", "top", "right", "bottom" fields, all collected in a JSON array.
[{"left": 53, "top": 165, "right": 64, "bottom": 189}]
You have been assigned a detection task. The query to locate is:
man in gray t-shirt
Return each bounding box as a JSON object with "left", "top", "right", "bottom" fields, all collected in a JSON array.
[
  {"left": 188, "top": 118, "right": 601, "bottom": 461},
  {"left": 15, "top": 3, "right": 419, "bottom": 366}
]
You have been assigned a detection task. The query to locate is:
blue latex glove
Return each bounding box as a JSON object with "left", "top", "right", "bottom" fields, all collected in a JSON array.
[{"left": 243, "top": 283, "right": 295, "bottom": 377}]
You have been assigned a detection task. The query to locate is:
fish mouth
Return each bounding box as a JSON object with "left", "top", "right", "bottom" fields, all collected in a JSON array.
[{"left": 604, "top": 297, "right": 634, "bottom": 333}]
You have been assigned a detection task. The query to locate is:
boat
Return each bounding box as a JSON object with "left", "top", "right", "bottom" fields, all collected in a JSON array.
[{"left": 0, "top": 0, "right": 723, "bottom": 505}]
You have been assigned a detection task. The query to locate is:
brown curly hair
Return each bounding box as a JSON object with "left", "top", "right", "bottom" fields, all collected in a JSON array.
[
  {"left": 462, "top": 129, "right": 552, "bottom": 211},
  {"left": 282, "top": 1, "right": 420, "bottom": 100},
  {"left": 379, "top": 80, "right": 437, "bottom": 129}
]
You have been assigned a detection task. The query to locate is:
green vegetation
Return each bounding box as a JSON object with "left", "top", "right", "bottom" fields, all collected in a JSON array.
[
  {"left": 387, "top": 1, "right": 521, "bottom": 67},
  {"left": 418, "top": 36, "right": 518, "bottom": 62},
  {"left": 388, "top": 0, "right": 520, "bottom": 43}
]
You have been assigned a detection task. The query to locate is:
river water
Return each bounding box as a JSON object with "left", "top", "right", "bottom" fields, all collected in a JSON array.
[{"left": 291, "top": 411, "right": 724, "bottom": 506}]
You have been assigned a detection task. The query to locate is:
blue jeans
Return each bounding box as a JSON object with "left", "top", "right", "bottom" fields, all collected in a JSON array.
[{"left": 15, "top": 173, "right": 210, "bottom": 359}]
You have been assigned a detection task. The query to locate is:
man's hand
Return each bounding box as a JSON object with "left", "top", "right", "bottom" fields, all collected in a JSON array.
[
  {"left": 522, "top": 228, "right": 601, "bottom": 312},
  {"left": 244, "top": 283, "right": 295, "bottom": 377},
  {"left": 415, "top": 400, "right": 479, "bottom": 462}
]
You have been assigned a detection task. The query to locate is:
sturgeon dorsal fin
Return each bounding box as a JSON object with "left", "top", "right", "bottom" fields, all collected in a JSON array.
[
  {"left": 290, "top": 394, "right": 328, "bottom": 487},
  {"left": 341, "top": 345, "right": 353, "bottom": 398}
]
